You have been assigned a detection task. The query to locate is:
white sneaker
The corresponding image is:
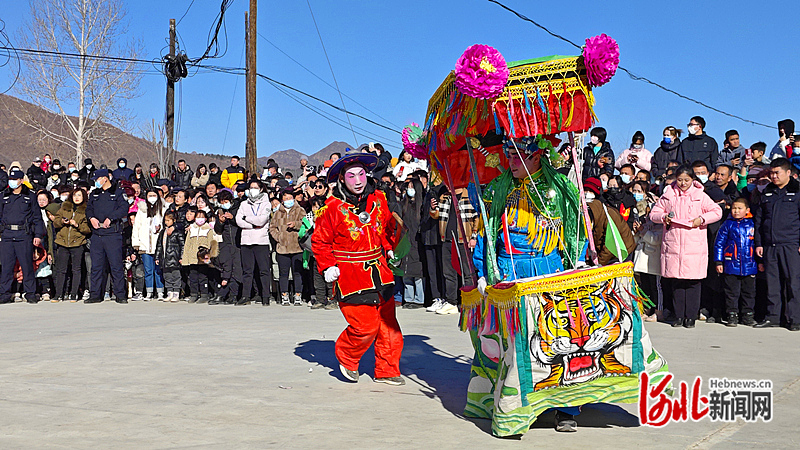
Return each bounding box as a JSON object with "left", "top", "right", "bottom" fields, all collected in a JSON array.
[
  {"left": 436, "top": 303, "right": 459, "bottom": 315},
  {"left": 426, "top": 299, "right": 445, "bottom": 312}
]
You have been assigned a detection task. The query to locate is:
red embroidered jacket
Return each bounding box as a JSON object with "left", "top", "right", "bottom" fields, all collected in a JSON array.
[{"left": 312, "top": 188, "right": 399, "bottom": 302}]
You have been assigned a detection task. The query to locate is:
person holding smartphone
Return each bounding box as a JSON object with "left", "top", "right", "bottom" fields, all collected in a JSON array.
[{"left": 717, "top": 130, "right": 746, "bottom": 168}]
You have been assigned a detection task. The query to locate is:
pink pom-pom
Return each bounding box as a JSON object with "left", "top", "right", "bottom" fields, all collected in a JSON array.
[
  {"left": 454, "top": 44, "right": 509, "bottom": 99},
  {"left": 582, "top": 34, "right": 619, "bottom": 87},
  {"left": 402, "top": 123, "right": 427, "bottom": 159}
]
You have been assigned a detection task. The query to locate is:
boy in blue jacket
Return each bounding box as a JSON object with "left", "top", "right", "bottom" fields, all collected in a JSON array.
[{"left": 714, "top": 197, "right": 758, "bottom": 326}]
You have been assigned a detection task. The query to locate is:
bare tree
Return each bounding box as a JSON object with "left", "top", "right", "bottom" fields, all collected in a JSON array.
[
  {"left": 10, "top": 0, "right": 143, "bottom": 164},
  {"left": 141, "top": 119, "right": 174, "bottom": 176}
]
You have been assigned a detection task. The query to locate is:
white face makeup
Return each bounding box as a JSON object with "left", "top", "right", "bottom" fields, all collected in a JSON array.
[{"left": 343, "top": 166, "right": 367, "bottom": 194}]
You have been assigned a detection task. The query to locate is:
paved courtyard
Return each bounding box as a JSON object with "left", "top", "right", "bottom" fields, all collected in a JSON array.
[{"left": 0, "top": 300, "right": 797, "bottom": 448}]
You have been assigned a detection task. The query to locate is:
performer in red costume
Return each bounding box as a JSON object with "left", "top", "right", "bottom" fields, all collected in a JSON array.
[{"left": 311, "top": 150, "right": 404, "bottom": 386}]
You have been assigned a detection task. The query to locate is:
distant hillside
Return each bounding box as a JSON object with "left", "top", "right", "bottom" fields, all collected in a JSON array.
[
  {"left": 258, "top": 141, "right": 353, "bottom": 171},
  {"left": 0, "top": 94, "right": 229, "bottom": 170}
]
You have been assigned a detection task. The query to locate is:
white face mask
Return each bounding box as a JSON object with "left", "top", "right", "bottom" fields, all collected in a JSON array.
[
  {"left": 620, "top": 174, "right": 631, "bottom": 184},
  {"left": 60, "top": 195, "right": 69, "bottom": 202},
  {"left": 585, "top": 192, "right": 596, "bottom": 201},
  {"left": 688, "top": 125, "right": 699, "bottom": 135},
  {"left": 697, "top": 174, "right": 709, "bottom": 184},
  {"left": 590, "top": 136, "right": 600, "bottom": 145},
  {"left": 51, "top": 191, "right": 59, "bottom": 198},
  {"left": 8, "top": 180, "right": 20, "bottom": 189},
  {"left": 119, "top": 162, "right": 126, "bottom": 168},
  {"left": 147, "top": 196, "right": 158, "bottom": 205},
  {"left": 248, "top": 188, "right": 261, "bottom": 199},
  {"left": 406, "top": 188, "right": 416, "bottom": 198},
  {"left": 633, "top": 144, "right": 643, "bottom": 149}
]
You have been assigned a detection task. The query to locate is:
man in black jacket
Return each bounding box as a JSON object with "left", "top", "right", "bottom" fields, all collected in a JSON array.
[
  {"left": 680, "top": 116, "right": 719, "bottom": 169},
  {"left": 27, "top": 157, "right": 47, "bottom": 192},
  {"left": 581, "top": 127, "right": 614, "bottom": 180},
  {"left": 78, "top": 158, "right": 96, "bottom": 182},
  {"left": 173, "top": 159, "right": 193, "bottom": 189},
  {"left": 212, "top": 189, "right": 242, "bottom": 304},
  {"left": 753, "top": 158, "right": 800, "bottom": 330}
]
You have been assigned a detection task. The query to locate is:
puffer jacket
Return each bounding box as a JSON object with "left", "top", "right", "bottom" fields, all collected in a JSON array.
[
  {"left": 651, "top": 138, "right": 682, "bottom": 179},
  {"left": 132, "top": 204, "right": 168, "bottom": 254},
  {"left": 581, "top": 141, "right": 614, "bottom": 180},
  {"left": 191, "top": 172, "right": 209, "bottom": 188},
  {"left": 650, "top": 181, "right": 722, "bottom": 280},
  {"left": 173, "top": 168, "right": 194, "bottom": 188},
  {"left": 269, "top": 202, "right": 307, "bottom": 254},
  {"left": 181, "top": 223, "right": 219, "bottom": 265},
  {"left": 236, "top": 194, "right": 271, "bottom": 245},
  {"left": 155, "top": 225, "right": 185, "bottom": 269},
  {"left": 714, "top": 215, "right": 757, "bottom": 276},
  {"left": 53, "top": 200, "right": 91, "bottom": 248}
]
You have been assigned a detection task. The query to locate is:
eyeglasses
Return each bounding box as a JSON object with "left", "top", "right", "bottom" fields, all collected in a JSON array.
[
  {"left": 312, "top": 183, "right": 325, "bottom": 189},
  {"left": 687, "top": 122, "right": 699, "bottom": 127}
]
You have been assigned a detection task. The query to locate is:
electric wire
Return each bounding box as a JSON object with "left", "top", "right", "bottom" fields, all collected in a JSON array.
[
  {"left": 487, "top": 0, "right": 773, "bottom": 129},
  {"left": 257, "top": 31, "right": 403, "bottom": 129},
  {"left": 221, "top": 44, "right": 245, "bottom": 152},
  {"left": 306, "top": 0, "right": 359, "bottom": 146},
  {"left": 176, "top": 0, "right": 197, "bottom": 26}
]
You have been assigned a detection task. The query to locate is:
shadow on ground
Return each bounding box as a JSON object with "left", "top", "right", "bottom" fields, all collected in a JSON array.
[{"left": 294, "top": 335, "right": 639, "bottom": 437}]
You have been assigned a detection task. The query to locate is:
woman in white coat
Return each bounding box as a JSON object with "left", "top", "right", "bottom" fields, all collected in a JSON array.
[{"left": 132, "top": 188, "right": 168, "bottom": 300}]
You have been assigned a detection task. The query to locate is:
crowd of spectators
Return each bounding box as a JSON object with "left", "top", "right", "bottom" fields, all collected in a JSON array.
[{"left": 3, "top": 116, "right": 798, "bottom": 331}]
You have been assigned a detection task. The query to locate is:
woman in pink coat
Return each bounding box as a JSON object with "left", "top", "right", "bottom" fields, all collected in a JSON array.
[{"left": 650, "top": 166, "right": 722, "bottom": 328}]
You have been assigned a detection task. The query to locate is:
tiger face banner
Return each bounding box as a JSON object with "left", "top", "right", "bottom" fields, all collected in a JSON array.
[{"left": 459, "top": 263, "right": 669, "bottom": 437}]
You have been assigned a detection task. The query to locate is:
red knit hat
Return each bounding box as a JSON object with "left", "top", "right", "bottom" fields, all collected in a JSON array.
[{"left": 583, "top": 177, "right": 602, "bottom": 196}]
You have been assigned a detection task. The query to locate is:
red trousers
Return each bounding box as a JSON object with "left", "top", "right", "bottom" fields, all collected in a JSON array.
[{"left": 336, "top": 299, "right": 403, "bottom": 378}]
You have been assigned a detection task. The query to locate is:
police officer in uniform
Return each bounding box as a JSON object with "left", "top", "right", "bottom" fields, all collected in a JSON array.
[
  {"left": 85, "top": 169, "right": 129, "bottom": 304},
  {"left": 0, "top": 168, "right": 46, "bottom": 304}
]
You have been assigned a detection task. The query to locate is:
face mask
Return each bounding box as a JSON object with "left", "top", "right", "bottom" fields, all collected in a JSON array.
[
  {"left": 248, "top": 188, "right": 261, "bottom": 199},
  {"left": 202, "top": 207, "right": 210, "bottom": 213},
  {"left": 8, "top": 180, "right": 20, "bottom": 189},
  {"left": 633, "top": 144, "right": 643, "bottom": 149},
  {"left": 221, "top": 202, "right": 231, "bottom": 210},
  {"left": 52, "top": 165, "right": 60, "bottom": 171},
  {"left": 406, "top": 188, "right": 416, "bottom": 198},
  {"left": 757, "top": 184, "right": 768, "bottom": 193},
  {"left": 633, "top": 192, "right": 645, "bottom": 202},
  {"left": 697, "top": 174, "right": 709, "bottom": 184},
  {"left": 663, "top": 136, "right": 672, "bottom": 144},
  {"left": 585, "top": 192, "right": 596, "bottom": 201},
  {"left": 45, "top": 158, "right": 51, "bottom": 163},
  {"left": 272, "top": 205, "right": 280, "bottom": 212},
  {"left": 601, "top": 180, "right": 608, "bottom": 191},
  {"left": 688, "top": 125, "right": 699, "bottom": 135},
  {"left": 71, "top": 175, "right": 79, "bottom": 181},
  {"left": 127, "top": 197, "right": 134, "bottom": 205},
  {"left": 283, "top": 199, "right": 295, "bottom": 209},
  {"left": 147, "top": 197, "right": 158, "bottom": 205},
  {"left": 590, "top": 136, "right": 599, "bottom": 145},
  {"left": 195, "top": 218, "right": 206, "bottom": 226},
  {"left": 86, "top": 164, "right": 93, "bottom": 169},
  {"left": 119, "top": 162, "right": 126, "bottom": 168},
  {"left": 60, "top": 194, "right": 69, "bottom": 202},
  {"left": 51, "top": 191, "right": 59, "bottom": 198},
  {"left": 747, "top": 183, "right": 755, "bottom": 192},
  {"left": 286, "top": 179, "right": 293, "bottom": 184},
  {"left": 68, "top": 167, "right": 76, "bottom": 173},
  {"left": 620, "top": 174, "right": 631, "bottom": 184}
]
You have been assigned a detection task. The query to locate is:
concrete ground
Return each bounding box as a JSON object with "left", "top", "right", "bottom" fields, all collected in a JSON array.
[{"left": 0, "top": 300, "right": 797, "bottom": 449}]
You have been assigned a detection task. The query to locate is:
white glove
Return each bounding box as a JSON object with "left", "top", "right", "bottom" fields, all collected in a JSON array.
[
  {"left": 324, "top": 266, "right": 340, "bottom": 283},
  {"left": 387, "top": 250, "right": 395, "bottom": 261},
  {"left": 477, "top": 277, "right": 488, "bottom": 297}
]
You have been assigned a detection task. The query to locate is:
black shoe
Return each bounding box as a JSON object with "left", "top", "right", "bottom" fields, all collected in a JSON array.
[
  {"left": 115, "top": 298, "right": 128, "bottom": 304},
  {"left": 754, "top": 320, "right": 779, "bottom": 328},
  {"left": 671, "top": 318, "right": 684, "bottom": 328},
  {"left": 683, "top": 318, "right": 696, "bottom": 328},
  {"left": 187, "top": 295, "right": 198, "bottom": 304},
  {"left": 725, "top": 312, "right": 738, "bottom": 327},
  {"left": 0, "top": 298, "right": 14, "bottom": 305},
  {"left": 554, "top": 411, "right": 577, "bottom": 432},
  {"left": 706, "top": 316, "right": 716, "bottom": 324},
  {"left": 261, "top": 298, "right": 270, "bottom": 306},
  {"left": 789, "top": 323, "right": 800, "bottom": 332},
  {"left": 197, "top": 295, "right": 209, "bottom": 304},
  {"left": 740, "top": 312, "right": 756, "bottom": 326},
  {"left": 208, "top": 297, "right": 221, "bottom": 305},
  {"left": 84, "top": 298, "right": 104, "bottom": 304},
  {"left": 234, "top": 297, "right": 251, "bottom": 306},
  {"left": 26, "top": 297, "right": 39, "bottom": 304},
  {"left": 402, "top": 303, "right": 424, "bottom": 309}
]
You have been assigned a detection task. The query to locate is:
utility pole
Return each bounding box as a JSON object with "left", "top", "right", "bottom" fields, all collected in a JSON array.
[
  {"left": 245, "top": 0, "right": 258, "bottom": 175},
  {"left": 165, "top": 18, "right": 176, "bottom": 177}
]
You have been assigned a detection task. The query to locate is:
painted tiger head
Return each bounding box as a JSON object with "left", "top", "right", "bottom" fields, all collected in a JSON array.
[{"left": 530, "top": 281, "right": 632, "bottom": 388}]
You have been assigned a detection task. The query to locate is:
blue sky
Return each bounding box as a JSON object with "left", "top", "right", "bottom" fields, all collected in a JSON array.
[{"left": 2, "top": 0, "right": 798, "bottom": 160}]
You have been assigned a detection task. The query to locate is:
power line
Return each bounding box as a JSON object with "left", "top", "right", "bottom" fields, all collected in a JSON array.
[
  {"left": 176, "top": 0, "right": 197, "bottom": 26},
  {"left": 257, "top": 31, "right": 402, "bottom": 129},
  {"left": 486, "top": 0, "right": 773, "bottom": 129},
  {"left": 306, "top": 0, "right": 358, "bottom": 146}
]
